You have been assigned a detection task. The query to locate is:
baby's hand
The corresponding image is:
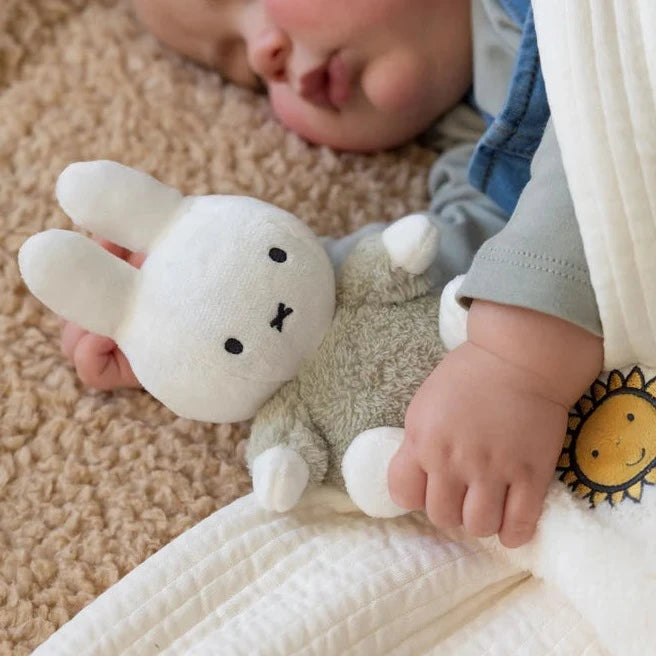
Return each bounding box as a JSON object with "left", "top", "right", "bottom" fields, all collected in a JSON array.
[
  {"left": 389, "top": 341, "right": 568, "bottom": 547},
  {"left": 389, "top": 300, "right": 603, "bottom": 548},
  {"left": 60, "top": 238, "right": 144, "bottom": 390}
]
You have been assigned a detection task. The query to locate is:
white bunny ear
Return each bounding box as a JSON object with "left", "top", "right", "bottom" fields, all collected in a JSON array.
[
  {"left": 56, "top": 161, "right": 185, "bottom": 253},
  {"left": 19, "top": 230, "right": 138, "bottom": 339}
]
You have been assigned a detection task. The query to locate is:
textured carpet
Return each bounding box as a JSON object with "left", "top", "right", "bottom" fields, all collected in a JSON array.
[{"left": 0, "top": 1, "right": 434, "bottom": 653}]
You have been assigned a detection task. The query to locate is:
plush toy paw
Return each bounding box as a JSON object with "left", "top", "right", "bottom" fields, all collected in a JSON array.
[
  {"left": 251, "top": 446, "right": 310, "bottom": 512},
  {"left": 382, "top": 213, "right": 439, "bottom": 275},
  {"left": 342, "top": 427, "right": 409, "bottom": 518},
  {"left": 438, "top": 275, "right": 468, "bottom": 351}
]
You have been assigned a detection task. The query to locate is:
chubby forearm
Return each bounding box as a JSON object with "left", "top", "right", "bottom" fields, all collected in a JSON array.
[{"left": 467, "top": 299, "right": 603, "bottom": 408}]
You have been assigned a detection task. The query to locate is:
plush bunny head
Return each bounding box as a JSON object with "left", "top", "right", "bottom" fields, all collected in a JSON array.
[{"left": 19, "top": 161, "right": 336, "bottom": 422}]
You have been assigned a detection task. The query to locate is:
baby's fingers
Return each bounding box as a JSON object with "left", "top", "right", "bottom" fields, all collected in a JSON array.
[
  {"left": 93, "top": 237, "right": 146, "bottom": 269},
  {"left": 94, "top": 237, "right": 131, "bottom": 260},
  {"left": 388, "top": 440, "right": 427, "bottom": 510},
  {"left": 61, "top": 321, "right": 88, "bottom": 360},
  {"left": 462, "top": 481, "right": 507, "bottom": 538},
  {"left": 425, "top": 473, "right": 467, "bottom": 530},
  {"left": 499, "top": 481, "right": 544, "bottom": 548},
  {"left": 73, "top": 333, "right": 141, "bottom": 390}
]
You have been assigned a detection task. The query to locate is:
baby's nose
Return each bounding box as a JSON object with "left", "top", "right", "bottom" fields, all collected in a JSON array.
[{"left": 250, "top": 28, "right": 290, "bottom": 83}]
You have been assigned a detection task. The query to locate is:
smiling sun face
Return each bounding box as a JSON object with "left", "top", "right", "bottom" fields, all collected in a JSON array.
[{"left": 558, "top": 366, "right": 656, "bottom": 507}]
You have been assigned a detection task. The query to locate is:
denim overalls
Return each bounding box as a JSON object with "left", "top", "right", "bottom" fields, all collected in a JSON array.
[{"left": 468, "top": 0, "right": 550, "bottom": 216}]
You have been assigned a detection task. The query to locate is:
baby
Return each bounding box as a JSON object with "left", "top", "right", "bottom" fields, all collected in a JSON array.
[{"left": 61, "top": 0, "right": 603, "bottom": 547}]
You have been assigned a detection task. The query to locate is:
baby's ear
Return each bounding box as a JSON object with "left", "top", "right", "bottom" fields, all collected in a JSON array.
[
  {"left": 56, "top": 161, "right": 184, "bottom": 253},
  {"left": 19, "top": 230, "right": 138, "bottom": 339}
]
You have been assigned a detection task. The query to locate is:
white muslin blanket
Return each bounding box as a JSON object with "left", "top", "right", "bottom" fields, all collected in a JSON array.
[
  {"left": 32, "top": 489, "right": 606, "bottom": 656},
  {"left": 34, "top": 2, "right": 656, "bottom": 655},
  {"left": 534, "top": 1, "right": 656, "bottom": 370}
]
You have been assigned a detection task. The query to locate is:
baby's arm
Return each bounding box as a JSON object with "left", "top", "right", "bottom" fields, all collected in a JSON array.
[
  {"left": 389, "top": 300, "right": 602, "bottom": 547},
  {"left": 389, "top": 120, "right": 603, "bottom": 548},
  {"left": 60, "top": 238, "right": 144, "bottom": 389}
]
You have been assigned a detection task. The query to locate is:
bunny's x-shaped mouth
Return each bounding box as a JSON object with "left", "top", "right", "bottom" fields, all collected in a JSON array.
[{"left": 270, "top": 302, "right": 293, "bottom": 332}]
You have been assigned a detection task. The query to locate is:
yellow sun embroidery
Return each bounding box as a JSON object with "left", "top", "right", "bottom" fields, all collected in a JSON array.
[{"left": 558, "top": 366, "right": 656, "bottom": 507}]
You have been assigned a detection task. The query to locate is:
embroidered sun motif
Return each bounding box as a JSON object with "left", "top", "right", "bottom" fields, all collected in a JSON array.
[{"left": 558, "top": 366, "right": 656, "bottom": 507}]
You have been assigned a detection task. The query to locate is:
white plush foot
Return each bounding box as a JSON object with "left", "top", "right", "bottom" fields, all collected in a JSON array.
[
  {"left": 252, "top": 446, "right": 310, "bottom": 512},
  {"left": 438, "top": 275, "right": 468, "bottom": 351},
  {"left": 382, "top": 213, "right": 439, "bottom": 275},
  {"left": 342, "top": 427, "right": 408, "bottom": 518}
]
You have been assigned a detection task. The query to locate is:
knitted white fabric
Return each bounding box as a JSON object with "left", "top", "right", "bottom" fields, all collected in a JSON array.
[{"left": 533, "top": 0, "right": 656, "bottom": 370}]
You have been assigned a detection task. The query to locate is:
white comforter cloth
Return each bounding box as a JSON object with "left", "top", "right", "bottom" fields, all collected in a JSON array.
[
  {"left": 534, "top": 1, "right": 656, "bottom": 370},
  {"left": 33, "top": 489, "right": 606, "bottom": 656},
  {"left": 34, "top": 2, "right": 656, "bottom": 655}
]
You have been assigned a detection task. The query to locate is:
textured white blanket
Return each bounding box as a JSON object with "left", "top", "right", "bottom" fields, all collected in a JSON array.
[
  {"left": 534, "top": 0, "right": 656, "bottom": 370},
  {"left": 33, "top": 489, "right": 605, "bottom": 655}
]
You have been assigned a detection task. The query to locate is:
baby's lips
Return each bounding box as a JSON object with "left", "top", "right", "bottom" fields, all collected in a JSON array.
[
  {"left": 298, "top": 53, "right": 351, "bottom": 109},
  {"left": 327, "top": 53, "right": 351, "bottom": 107},
  {"left": 299, "top": 62, "right": 331, "bottom": 107}
]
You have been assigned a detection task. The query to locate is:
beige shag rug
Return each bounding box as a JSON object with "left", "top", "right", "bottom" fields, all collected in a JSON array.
[{"left": 0, "top": 1, "right": 434, "bottom": 653}]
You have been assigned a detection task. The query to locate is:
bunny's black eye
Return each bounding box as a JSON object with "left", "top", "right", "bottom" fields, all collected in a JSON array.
[
  {"left": 269, "top": 247, "right": 287, "bottom": 263},
  {"left": 224, "top": 338, "right": 243, "bottom": 355}
]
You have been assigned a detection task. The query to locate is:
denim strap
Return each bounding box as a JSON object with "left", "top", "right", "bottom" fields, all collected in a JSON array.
[{"left": 468, "top": 2, "right": 550, "bottom": 215}]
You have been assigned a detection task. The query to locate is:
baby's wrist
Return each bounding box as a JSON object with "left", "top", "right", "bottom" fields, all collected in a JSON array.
[{"left": 466, "top": 300, "right": 603, "bottom": 407}]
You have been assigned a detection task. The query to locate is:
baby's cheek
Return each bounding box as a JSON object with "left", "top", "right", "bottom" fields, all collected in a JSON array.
[
  {"left": 268, "top": 86, "right": 310, "bottom": 134},
  {"left": 268, "top": 86, "right": 336, "bottom": 146},
  {"left": 362, "top": 51, "right": 428, "bottom": 115},
  {"left": 267, "top": 85, "right": 386, "bottom": 152}
]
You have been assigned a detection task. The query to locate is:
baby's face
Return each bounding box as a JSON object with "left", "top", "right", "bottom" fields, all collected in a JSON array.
[{"left": 133, "top": 0, "right": 472, "bottom": 151}]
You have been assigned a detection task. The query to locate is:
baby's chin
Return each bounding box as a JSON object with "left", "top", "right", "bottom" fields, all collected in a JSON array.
[{"left": 269, "top": 88, "right": 430, "bottom": 153}]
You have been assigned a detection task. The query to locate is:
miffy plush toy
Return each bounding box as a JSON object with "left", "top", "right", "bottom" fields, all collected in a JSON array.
[{"left": 19, "top": 160, "right": 442, "bottom": 518}]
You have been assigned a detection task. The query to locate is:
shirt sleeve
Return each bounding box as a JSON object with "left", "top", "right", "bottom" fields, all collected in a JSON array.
[
  {"left": 456, "top": 119, "right": 602, "bottom": 336},
  {"left": 423, "top": 141, "right": 508, "bottom": 289},
  {"left": 320, "top": 140, "right": 509, "bottom": 290},
  {"left": 322, "top": 100, "right": 512, "bottom": 290}
]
